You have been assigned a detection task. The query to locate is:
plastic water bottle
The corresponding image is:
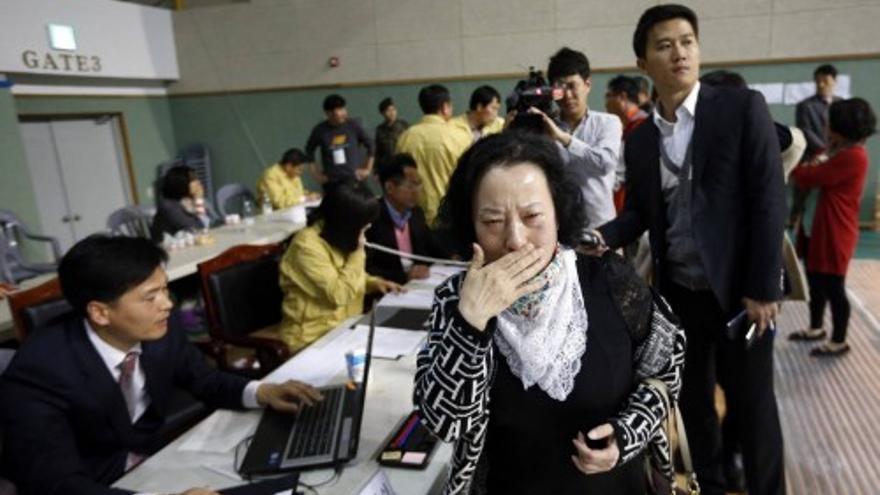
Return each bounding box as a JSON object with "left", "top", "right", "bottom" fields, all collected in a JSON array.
[
  {"left": 242, "top": 199, "right": 255, "bottom": 226},
  {"left": 261, "top": 196, "right": 273, "bottom": 216}
]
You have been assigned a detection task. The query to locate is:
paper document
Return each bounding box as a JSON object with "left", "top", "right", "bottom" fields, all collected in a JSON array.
[
  {"left": 377, "top": 289, "right": 434, "bottom": 309},
  {"left": 267, "top": 325, "right": 368, "bottom": 386},
  {"left": 178, "top": 410, "right": 257, "bottom": 453},
  {"left": 356, "top": 325, "right": 426, "bottom": 359}
]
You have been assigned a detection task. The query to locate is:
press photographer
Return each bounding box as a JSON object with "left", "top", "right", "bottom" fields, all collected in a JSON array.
[{"left": 522, "top": 47, "right": 622, "bottom": 230}]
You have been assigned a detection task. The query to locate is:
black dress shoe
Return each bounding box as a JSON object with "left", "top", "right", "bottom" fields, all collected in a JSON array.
[{"left": 724, "top": 452, "right": 747, "bottom": 493}]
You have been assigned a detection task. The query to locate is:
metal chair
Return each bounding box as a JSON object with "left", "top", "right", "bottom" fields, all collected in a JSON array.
[
  {"left": 106, "top": 206, "right": 152, "bottom": 238},
  {"left": 0, "top": 210, "right": 61, "bottom": 284},
  {"left": 215, "top": 183, "right": 256, "bottom": 218}
]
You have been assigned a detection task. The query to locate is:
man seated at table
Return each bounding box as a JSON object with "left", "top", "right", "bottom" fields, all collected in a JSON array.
[
  {"left": 366, "top": 153, "right": 446, "bottom": 284},
  {"left": 0, "top": 235, "right": 323, "bottom": 495},
  {"left": 256, "top": 147, "right": 320, "bottom": 210}
]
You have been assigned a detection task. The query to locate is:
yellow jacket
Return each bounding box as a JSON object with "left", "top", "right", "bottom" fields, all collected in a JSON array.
[
  {"left": 279, "top": 224, "right": 379, "bottom": 351},
  {"left": 395, "top": 115, "right": 472, "bottom": 225},
  {"left": 256, "top": 163, "right": 305, "bottom": 209},
  {"left": 449, "top": 113, "right": 504, "bottom": 142}
]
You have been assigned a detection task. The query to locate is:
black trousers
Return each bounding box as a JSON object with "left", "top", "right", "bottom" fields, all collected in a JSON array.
[
  {"left": 664, "top": 283, "right": 785, "bottom": 495},
  {"left": 807, "top": 271, "right": 851, "bottom": 343}
]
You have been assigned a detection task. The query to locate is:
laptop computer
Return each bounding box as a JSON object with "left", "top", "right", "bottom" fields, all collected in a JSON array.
[
  {"left": 353, "top": 306, "right": 430, "bottom": 331},
  {"left": 238, "top": 308, "right": 377, "bottom": 477}
]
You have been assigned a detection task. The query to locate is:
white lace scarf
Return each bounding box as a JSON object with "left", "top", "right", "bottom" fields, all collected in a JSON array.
[{"left": 494, "top": 248, "right": 589, "bottom": 401}]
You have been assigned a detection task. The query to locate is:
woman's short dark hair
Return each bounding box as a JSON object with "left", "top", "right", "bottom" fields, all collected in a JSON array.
[
  {"left": 280, "top": 148, "right": 307, "bottom": 166},
  {"left": 59, "top": 235, "right": 168, "bottom": 316},
  {"left": 829, "top": 98, "right": 877, "bottom": 142},
  {"left": 547, "top": 47, "right": 591, "bottom": 83},
  {"left": 700, "top": 69, "right": 747, "bottom": 89},
  {"left": 436, "top": 131, "right": 587, "bottom": 259},
  {"left": 309, "top": 180, "right": 379, "bottom": 253},
  {"left": 633, "top": 4, "right": 699, "bottom": 59},
  {"left": 418, "top": 84, "right": 451, "bottom": 115},
  {"left": 161, "top": 165, "right": 196, "bottom": 201},
  {"left": 323, "top": 94, "right": 346, "bottom": 112}
]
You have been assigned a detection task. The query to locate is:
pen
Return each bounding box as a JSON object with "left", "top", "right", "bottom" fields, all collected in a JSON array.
[{"left": 393, "top": 415, "right": 420, "bottom": 449}]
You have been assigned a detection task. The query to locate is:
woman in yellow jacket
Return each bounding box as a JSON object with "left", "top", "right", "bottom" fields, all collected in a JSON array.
[{"left": 279, "top": 180, "right": 402, "bottom": 351}]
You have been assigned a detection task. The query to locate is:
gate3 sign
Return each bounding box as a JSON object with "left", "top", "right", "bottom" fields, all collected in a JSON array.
[{"left": 21, "top": 50, "right": 102, "bottom": 73}]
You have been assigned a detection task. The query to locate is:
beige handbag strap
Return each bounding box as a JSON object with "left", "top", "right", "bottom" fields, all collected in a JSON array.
[{"left": 645, "top": 378, "right": 701, "bottom": 494}]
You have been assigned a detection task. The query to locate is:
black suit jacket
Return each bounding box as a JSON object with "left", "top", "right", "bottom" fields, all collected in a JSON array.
[
  {"left": 365, "top": 201, "right": 444, "bottom": 284},
  {"left": 599, "top": 85, "right": 785, "bottom": 313},
  {"left": 0, "top": 317, "right": 248, "bottom": 495}
]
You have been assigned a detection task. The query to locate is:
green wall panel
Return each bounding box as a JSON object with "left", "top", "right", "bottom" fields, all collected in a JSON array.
[{"left": 169, "top": 58, "right": 880, "bottom": 224}]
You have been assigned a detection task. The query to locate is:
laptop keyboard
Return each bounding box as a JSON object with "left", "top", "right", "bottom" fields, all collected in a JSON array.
[{"left": 286, "top": 386, "right": 343, "bottom": 460}]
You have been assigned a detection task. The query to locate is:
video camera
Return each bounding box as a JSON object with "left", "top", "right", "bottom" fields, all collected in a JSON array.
[{"left": 506, "top": 67, "right": 563, "bottom": 134}]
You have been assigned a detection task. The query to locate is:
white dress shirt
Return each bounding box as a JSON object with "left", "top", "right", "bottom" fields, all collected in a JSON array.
[
  {"left": 653, "top": 81, "right": 701, "bottom": 168},
  {"left": 85, "top": 320, "right": 263, "bottom": 415},
  {"left": 561, "top": 109, "right": 623, "bottom": 229}
]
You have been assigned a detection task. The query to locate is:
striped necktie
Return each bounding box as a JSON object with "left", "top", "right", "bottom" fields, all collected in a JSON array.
[{"left": 118, "top": 351, "right": 140, "bottom": 421}]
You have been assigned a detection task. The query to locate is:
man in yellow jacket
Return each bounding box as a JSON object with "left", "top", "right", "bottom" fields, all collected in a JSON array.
[
  {"left": 395, "top": 84, "right": 472, "bottom": 225},
  {"left": 256, "top": 148, "right": 319, "bottom": 209},
  {"left": 449, "top": 85, "right": 505, "bottom": 143}
]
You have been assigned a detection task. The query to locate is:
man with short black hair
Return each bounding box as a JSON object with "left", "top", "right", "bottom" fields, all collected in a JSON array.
[
  {"left": 0, "top": 235, "right": 322, "bottom": 495},
  {"left": 366, "top": 154, "right": 445, "bottom": 284},
  {"left": 450, "top": 85, "right": 504, "bottom": 142},
  {"left": 396, "top": 84, "right": 472, "bottom": 224},
  {"left": 605, "top": 74, "right": 649, "bottom": 212},
  {"left": 798, "top": 64, "right": 841, "bottom": 158},
  {"left": 374, "top": 97, "right": 408, "bottom": 170},
  {"left": 791, "top": 64, "right": 842, "bottom": 231},
  {"left": 598, "top": 5, "right": 786, "bottom": 494},
  {"left": 305, "top": 94, "right": 375, "bottom": 183},
  {"left": 530, "top": 47, "right": 623, "bottom": 229},
  {"left": 256, "top": 147, "right": 319, "bottom": 209}
]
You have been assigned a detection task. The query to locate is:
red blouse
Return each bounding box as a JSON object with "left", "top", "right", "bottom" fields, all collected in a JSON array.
[{"left": 791, "top": 145, "right": 868, "bottom": 275}]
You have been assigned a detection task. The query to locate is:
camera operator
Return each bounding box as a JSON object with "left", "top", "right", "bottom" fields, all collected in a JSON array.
[{"left": 529, "top": 48, "right": 622, "bottom": 230}]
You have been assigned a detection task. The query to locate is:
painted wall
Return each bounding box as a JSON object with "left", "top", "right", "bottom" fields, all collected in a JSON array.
[
  {"left": 170, "top": 0, "right": 880, "bottom": 94},
  {"left": 1, "top": 0, "right": 178, "bottom": 80},
  {"left": 168, "top": 58, "right": 880, "bottom": 223},
  {"left": 0, "top": 87, "right": 43, "bottom": 254}
]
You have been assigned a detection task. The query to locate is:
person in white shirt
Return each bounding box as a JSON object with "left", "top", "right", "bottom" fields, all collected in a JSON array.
[
  {"left": 0, "top": 235, "right": 323, "bottom": 495},
  {"left": 530, "top": 47, "right": 623, "bottom": 229}
]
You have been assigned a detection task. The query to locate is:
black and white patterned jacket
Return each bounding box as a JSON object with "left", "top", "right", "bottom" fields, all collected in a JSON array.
[{"left": 413, "top": 253, "right": 686, "bottom": 494}]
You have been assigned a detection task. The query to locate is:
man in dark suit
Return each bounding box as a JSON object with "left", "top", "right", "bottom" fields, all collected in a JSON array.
[
  {"left": 0, "top": 235, "right": 322, "bottom": 495},
  {"left": 596, "top": 5, "right": 785, "bottom": 495},
  {"left": 366, "top": 153, "right": 446, "bottom": 284},
  {"left": 791, "top": 64, "right": 842, "bottom": 235}
]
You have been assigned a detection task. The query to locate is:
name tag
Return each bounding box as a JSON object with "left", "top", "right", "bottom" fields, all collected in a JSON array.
[{"left": 332, "top": 147, "right": 346, "bottom": 165}]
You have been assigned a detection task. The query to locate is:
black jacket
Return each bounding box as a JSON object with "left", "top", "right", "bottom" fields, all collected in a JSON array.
[
  {"left": 365, "top": 201, "right": 445, "bottom": 284},
  {"left": 599, "top": 84, "right": 785, "bottom": 313},
  {"left": 0, "top": 317, "right": 248, "bottom": 495}
]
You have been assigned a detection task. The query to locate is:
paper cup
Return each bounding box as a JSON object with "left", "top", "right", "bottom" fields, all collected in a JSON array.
[{"left": 345, "top": 349, "right": 367, "bottom": 383}]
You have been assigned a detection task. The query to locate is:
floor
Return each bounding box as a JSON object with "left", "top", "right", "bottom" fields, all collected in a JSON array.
[{"left": 715, "top": 257, "right": 880, "bottom": 494}]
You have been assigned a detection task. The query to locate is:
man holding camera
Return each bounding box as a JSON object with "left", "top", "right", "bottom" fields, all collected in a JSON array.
[{"left": 530, "top": 47, "right": 622, "bottom": 229}]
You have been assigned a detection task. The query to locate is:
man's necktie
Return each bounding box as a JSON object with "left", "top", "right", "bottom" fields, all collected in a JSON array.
[{"left": 118, "top": 351, "right": 139, "bottom": 420}]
